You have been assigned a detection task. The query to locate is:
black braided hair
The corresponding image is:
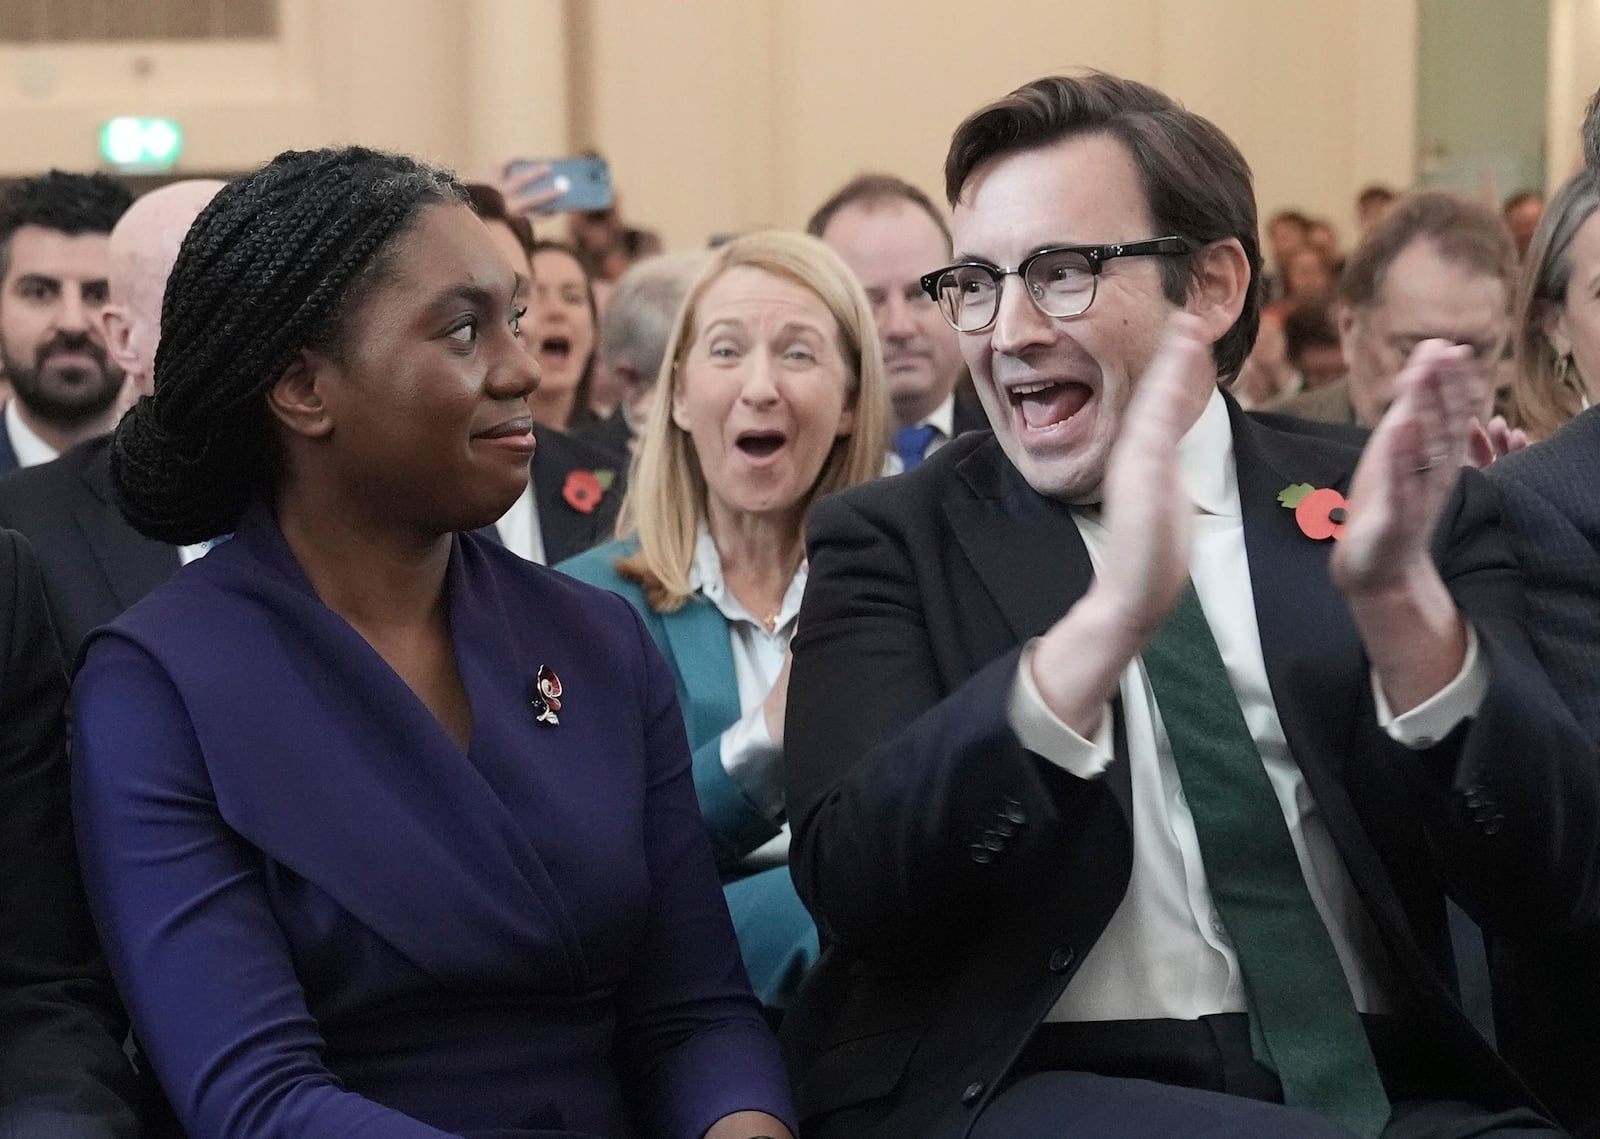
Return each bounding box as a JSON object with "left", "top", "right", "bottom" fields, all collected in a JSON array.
[{"left": 111, "top": 147, "right": 466, "bottom": 545}]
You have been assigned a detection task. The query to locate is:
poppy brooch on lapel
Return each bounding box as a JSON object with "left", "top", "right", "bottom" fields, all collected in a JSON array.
[
  {"left": 532, "top": 665, "right": 563, "bottom": 725},
  {"left": 1278, "top": 482, "right": 1348, "bottom": 541},
  {"left": 562, "top": 469, "right": 615, "bottom": 514}
]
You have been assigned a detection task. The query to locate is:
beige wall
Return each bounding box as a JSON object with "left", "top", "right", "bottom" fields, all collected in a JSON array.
[
  {"left": 591, "top": 0, "right": 1416, "bottom": 251},
  {"left": 2, "top": 0, "right": 1586, "bottom": 253},
  {"left": 0, "top": 0, "right": 566, "bottom": 183},
  {"left": 1549, "top": 0, "right": 1600, "bottom": 185}
]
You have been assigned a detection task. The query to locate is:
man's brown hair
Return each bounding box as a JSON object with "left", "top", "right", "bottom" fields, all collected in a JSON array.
[
  {"left": 942, "top": 71, "right": 1262, "bottom": 381},
  {"left": 806, "top": 172, "right": 951, "bottom": 253},
  {"left": 1337, "top": 191, "right": 1515, "bottom": 309}
]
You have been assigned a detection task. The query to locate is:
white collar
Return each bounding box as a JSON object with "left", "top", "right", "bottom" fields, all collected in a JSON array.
[
  {"left": 5, "top": 400, "right": 59, "bottom": 468},
  {"left": 916, "top": 393, "right": 956, "bottom": 439},
  {"left": 689, "top": 523, "right": 807, "bottom": 633},
  {"left": 1177, "top": 386, "right": 1238, "bottom": 518}
]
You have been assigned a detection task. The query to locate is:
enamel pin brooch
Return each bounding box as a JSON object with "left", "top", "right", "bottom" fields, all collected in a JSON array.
[{"left": 532, "top": 665, "right": 563, "bottom": 725}]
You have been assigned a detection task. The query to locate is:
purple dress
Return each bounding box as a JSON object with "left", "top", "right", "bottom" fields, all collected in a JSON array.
[{"left": 71, "top": 504, "right": 795, "bottom": 1138}]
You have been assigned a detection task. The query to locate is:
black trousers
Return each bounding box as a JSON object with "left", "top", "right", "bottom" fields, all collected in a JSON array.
[{"left": 983, "top": 1014, "right": 1564, "bottom": 1139}]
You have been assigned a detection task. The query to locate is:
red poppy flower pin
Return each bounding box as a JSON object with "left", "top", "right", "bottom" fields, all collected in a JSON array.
[
  {"left": 532, "top": 665, "right": 563, "bottom": 726},
  {"left": 1278, "top": 482, "right": 1348, "bottom": 541},
  {"left": 562, "top": 469, "right": 615, "bottom": 514}
]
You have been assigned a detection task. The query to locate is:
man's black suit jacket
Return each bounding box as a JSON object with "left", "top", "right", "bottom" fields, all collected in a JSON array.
[
  {"left": 0, "top": 436, "right": 177, "bottom": 661},
  {"left": 0, "top": 529, "right": 141, "bottom": 1135},
  {"left": 524, "top": 423, "right": 627, "bottom": 565},
  {"left": 1484, "top": 408, "right": 1600, "bottom": 1136},
  {"left": 951, "top": 388, "right": 990, "bottom": 439},
  {"left": 782, "top": 400, "right": 1600, "bottom": 1139}
]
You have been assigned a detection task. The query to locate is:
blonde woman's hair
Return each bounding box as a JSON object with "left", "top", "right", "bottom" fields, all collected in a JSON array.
[
  {"left": 614, "top": 230, "right": 890, "bottom": 612},
  {"left": 1509, "top": 171, "right": 1600, "bottom": 439}
]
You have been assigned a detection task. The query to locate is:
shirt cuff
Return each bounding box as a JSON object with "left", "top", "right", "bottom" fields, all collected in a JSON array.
[
  {"left": 1371, "top": 624, "right": 1487, "bottom": 749},
  {"left": 1008, "top": 640, "right": 1116, "bottom": 779},
  {"left": 720, "top": 702, "right": 786, "bottom": 819}
]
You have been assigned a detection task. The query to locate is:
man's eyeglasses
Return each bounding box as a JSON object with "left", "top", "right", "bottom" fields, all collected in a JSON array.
[{"left": 919, "top": 237, "right": 1190, "bottom": 333}]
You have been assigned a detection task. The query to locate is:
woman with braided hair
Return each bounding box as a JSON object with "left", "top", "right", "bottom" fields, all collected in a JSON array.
[{"left": 68, "top": 146, "right": 796, "bottom": 1139}]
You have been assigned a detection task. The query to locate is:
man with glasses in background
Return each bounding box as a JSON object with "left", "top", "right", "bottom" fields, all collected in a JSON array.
[{"left": 781, "top": 71, "right": 1595, "bottom": 1139}]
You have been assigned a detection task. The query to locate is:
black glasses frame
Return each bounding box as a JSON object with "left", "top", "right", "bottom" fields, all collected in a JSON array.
[{"left": 919, "top": 236, "right": 1190, "bottom": 331}]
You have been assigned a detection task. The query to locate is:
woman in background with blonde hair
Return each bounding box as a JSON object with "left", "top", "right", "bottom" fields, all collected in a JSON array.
[
  {"left": 1508, "top": 170, "right": 1600, "bottom": 439},
  {"left": 561, "top": 230, "right": 889, "bottom": 1013}
]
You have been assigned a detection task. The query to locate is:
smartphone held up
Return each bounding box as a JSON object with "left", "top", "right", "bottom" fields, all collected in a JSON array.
[{"left": 503, "top": 156, "right": 614, "bottom": 215}]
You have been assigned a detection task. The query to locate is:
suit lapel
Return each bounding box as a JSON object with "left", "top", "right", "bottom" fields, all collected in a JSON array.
[
  {"left": 942, "top": 443, "right": 1093, "bottom": 644},
  {"left": 1231, "top": 402, "right": 1421, "bottom": 940},
  {"left": 73, "top": 443, "right": 179, "bottom": 607},
  {"left": 1233, "top": 400, "right": 1364, "bottom": 782},
  {"left": 657, "top": 599, "right": 741, "bottom": 748},
  {"left": 941, "top": 440, "right": 1132, "bottom": 815}
]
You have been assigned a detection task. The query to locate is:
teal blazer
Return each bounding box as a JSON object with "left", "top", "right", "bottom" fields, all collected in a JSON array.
[{"left": 559, "top": 538, "right": 782, "bottom": 871}]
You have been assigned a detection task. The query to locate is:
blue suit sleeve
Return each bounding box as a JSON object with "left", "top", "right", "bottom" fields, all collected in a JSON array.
[
  {"left": 610, "top": 605, "right": 796, "bottom": 1139},
  {"left": 71, "top": 636, "right": 460, "bottom": 1139}
]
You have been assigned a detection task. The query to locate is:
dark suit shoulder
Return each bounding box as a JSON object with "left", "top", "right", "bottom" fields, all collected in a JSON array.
[
  {"left": 951, "top": 389, "right": 991, "bottom": 437},
  {"left": 820, "top": 430, "right": 996, "bottom": 522},
  {"left": 1487, "top": 406, "right": 1600, "bottom": 500},
  {"left": 573, "top": 410, "right": 632, "bottom": 460},
  {"left": 1249, "top": 408, "right": 1371, "bottom": 450},
  {"left": 533, "top": 422, "right": 627, "bottom": 475},
  {"left": 0, "top": 435, "right": 110, "bottom": 510}
]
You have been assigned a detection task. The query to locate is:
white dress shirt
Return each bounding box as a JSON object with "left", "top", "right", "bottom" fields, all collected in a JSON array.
[
  {"left": 5, "top": 400, "right": 59, "bottom": 468},
  {"left": 1007, "top": 387, "right": 1487, "bottom": 1023},
  {"left": 493, "top": 479, "right": 547, "bottom": 565}
]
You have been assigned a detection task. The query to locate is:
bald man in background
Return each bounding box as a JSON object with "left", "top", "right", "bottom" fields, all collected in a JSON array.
[{"left": 0, "top": 180, "right": 223, "bottom": 658}]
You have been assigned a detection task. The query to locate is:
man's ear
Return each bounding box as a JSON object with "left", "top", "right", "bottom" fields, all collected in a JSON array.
[
  {"left": 101, "top": 305, "right": 139, "bottom": 375},
  {"left": 267, "top": 349, "right": 337, "bottom": 440},
  {"left": 1186, "top": 238, "right": 1251, "bottom": 347}
]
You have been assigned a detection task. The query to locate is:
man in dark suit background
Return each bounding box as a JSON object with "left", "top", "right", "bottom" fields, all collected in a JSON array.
[
  {"left": 1477, "top": 86, "right": 1600, "bottom": 1138},
  {"left": 783, "top": 73, "right": 1596, "bottom": 1139},
  {"left": 0, "top": 529, "right": 141, "bottom": 1135},
  {"left": 0, "top": 172, "right": 131, "bottom": 475},
  {"left": 0, "top": 180, "right": 222, "bottom": 659},
  {"left": 501, "top": 421, "right": 627, "bottom": 566},
  {"left": 810, "top": 173, "right": 988, "bottom": 470}
]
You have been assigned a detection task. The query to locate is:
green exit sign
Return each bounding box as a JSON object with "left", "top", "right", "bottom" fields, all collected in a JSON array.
[{"left": 100, "top": 117, "right": 183, "bottom": 170}]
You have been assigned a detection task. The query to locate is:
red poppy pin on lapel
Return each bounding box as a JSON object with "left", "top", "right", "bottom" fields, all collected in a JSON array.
[
  {"left": 562, "top": 469, "right": 615, "bottom": 514},
  {"left": 1278, "top": 483, "right": 1348, "bottom": 541},
  {"left": 532, "top": 665, "right": 563, "bottom": 725}
]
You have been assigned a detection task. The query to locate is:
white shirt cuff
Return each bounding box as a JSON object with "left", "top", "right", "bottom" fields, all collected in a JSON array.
[
  {"left": 719, "top": 701, "right": 786, "bottom": 819},
  {"left": 1008, "top": 640, "right": 1116, "bottom": 779},
  {"left": 1371, "top": 624, "right": 1487, "bottom": 749}
]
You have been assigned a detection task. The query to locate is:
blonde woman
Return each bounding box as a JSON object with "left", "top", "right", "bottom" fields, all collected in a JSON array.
[
  {"left": 1508, "top": 171, "right": 1600, "bottom": 439},
  {"left": 560, "top": 231, "right": 889, "bottom": 1010}
]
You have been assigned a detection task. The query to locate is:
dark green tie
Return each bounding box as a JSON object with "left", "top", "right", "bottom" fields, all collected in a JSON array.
[{"left": 1141, "top": 581, "right": 1390, "bottom": 1138}]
